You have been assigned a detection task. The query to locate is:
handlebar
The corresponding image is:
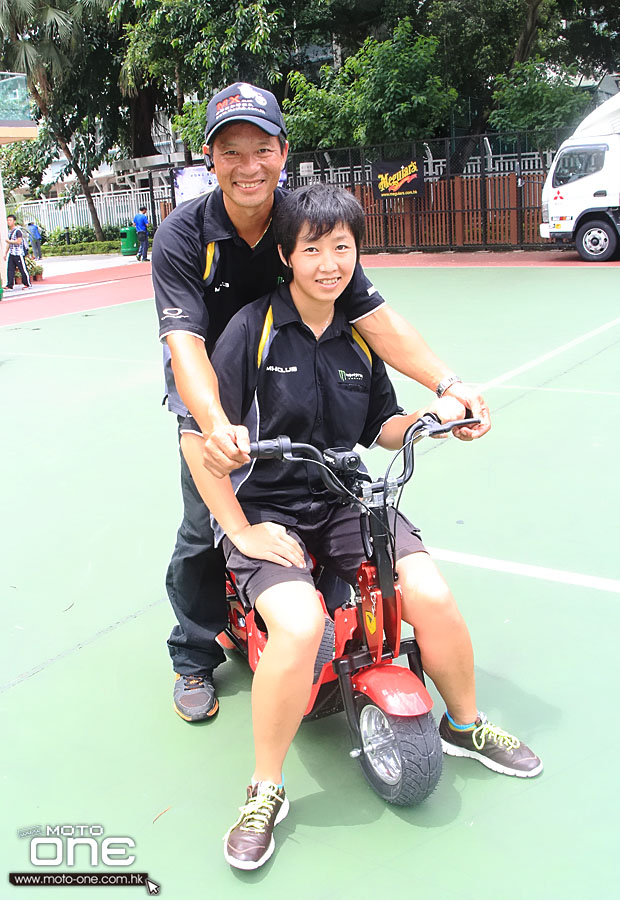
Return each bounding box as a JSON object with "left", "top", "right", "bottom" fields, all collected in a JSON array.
[{"left": 249, "top": 413, "right": 481, "bottom": 503}]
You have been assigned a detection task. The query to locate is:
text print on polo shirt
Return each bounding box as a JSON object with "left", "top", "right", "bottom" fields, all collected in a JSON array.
[
  {"left": 338, "top": 369, "right": 363, "bottom": 381},
  {"left": 265, "top": 365, "right": 298, "bottom": 374}
]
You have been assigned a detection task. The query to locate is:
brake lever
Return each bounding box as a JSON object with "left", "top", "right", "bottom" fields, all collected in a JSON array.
[{"left": 426, "top": 416, "right": 481, "bottom": 437}]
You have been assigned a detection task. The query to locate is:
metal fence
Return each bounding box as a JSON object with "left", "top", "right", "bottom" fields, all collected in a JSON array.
[
  {"left": 19, "top": 130, "right": 569, "bottom": 251},
  {"left": 287, "top": 130, "right": 570, "bottom": 251},
  {"left": 19, "top": 184, "right": 172, "bottom": 234}
]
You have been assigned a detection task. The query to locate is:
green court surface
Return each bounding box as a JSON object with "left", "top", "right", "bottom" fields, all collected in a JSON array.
[{"left": 2, "top": 265, "right": 619, "bottom": 899}]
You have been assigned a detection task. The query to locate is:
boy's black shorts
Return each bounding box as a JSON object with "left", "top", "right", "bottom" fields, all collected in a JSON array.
[{"left": 223, "top": 502, "right": 425, "bottom": 609}]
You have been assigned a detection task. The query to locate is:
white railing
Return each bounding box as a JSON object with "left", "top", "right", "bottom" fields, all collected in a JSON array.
[
  {"left": 18, "top": 187, "right": 171, "bottom": 233},
  {"left": 293, "top": 150, "right": 551, "bottom": 185}
]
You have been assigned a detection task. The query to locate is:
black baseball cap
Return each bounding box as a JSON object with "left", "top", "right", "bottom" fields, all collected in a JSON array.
[{"left": 204, "top": 82, "right": 287, "bottom": 146}]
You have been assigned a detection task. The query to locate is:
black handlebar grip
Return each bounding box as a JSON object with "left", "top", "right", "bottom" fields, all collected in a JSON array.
[{"left": 249, "top": 436, "right": 293, "bottom": 460}]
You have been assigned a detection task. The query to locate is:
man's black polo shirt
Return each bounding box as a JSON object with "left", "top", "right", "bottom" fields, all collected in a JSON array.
[
  {"left": 181, "top": 284, "right": 404, "bottom": 528},
  {"left": 152, "top": 187, "right": 385, "bottom": 415}
]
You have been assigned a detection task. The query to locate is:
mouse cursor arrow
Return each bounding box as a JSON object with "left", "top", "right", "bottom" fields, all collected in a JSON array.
[{"left": 145, "top": 878, "right": 160, "bottom": 895}]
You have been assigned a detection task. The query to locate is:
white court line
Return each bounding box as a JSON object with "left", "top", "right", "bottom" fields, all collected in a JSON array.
[
  {"left": 428, "top": 547, "right": 620, "bottom": 594},
  {"left": 486, "top": 384, "right": 620, "bottom": 398},
  {"left": 0, "top": 295, "right": 154, "bottom": 329},
  {"left": 479, "top": 314, "right": 620, "bottom": 390},
  {"left": 3, "top": 350, "right": 154, "bottom": 363}
]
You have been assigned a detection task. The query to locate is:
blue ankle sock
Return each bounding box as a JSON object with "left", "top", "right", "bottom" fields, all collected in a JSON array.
[{"left": 446, "top": 710, "right": 477, "bottom": 731}]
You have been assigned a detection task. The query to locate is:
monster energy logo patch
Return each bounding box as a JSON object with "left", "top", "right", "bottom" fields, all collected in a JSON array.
[{"left": 339, "top": 369, "right": 363, "bottom": 381}]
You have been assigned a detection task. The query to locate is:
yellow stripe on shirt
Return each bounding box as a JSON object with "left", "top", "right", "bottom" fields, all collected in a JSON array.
[
  {"left": 351, "top": 327, "right": 372, "bottom": 366},
  {"left": 257, "top": 305, "right": 274, "bottom": 368},
  {"left": 204, "top": 242, "right": 215, "bottom": 281}
]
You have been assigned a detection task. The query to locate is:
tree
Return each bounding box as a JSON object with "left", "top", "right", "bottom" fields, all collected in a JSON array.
[
  {"left": 0, "top": 0, "right": 123, "bottom": 238},
  {"left": 551, "top": 2, "right": 620, "bottom": 74},
  {"left": 117, "top": 0, "right": 293, "bottom": 155},
  {"left": 284, "top": 19, "right": 457, "bottom": 149},
  {"left": 0, "top": 128, "right": 56, "bottom": 201},
  {"left": 489, "top": 57, "right": 591, "bottom": 168},
  {"left": 489, "top": 58, "right": 590, "bottom": 135}
]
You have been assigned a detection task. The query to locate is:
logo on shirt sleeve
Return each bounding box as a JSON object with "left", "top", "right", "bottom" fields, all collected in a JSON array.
[{"left": 162, "top": 308, "right": 189, "bottom": 319}]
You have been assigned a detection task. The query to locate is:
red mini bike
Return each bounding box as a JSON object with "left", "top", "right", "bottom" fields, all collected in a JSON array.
[{"left": 221, "top": 413, "right": 479, "bottom": 806}]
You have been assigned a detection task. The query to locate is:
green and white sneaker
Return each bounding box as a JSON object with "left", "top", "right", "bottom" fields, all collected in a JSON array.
[
  {"left": 439, "top": 712, "right": 543, "bottom": 778},
  {"left": 224, "top": 781, "right": 289, "bottom": 870}
]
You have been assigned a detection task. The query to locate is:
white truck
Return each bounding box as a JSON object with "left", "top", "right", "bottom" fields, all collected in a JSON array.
[{"left": 539, "top": 92, "right": 620, "bottom": 261}]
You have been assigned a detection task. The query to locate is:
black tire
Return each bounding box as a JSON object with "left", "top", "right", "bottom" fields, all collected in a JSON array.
[
  {"left": 355, "top": 699, "right": 442, "bottom": 806},
  {"left": 575, "top": 219, "right": 618, "bottom": 262}
]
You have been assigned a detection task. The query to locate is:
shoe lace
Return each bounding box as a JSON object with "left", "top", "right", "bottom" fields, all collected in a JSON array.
[
  {"left": 181, "top": 675, "right": 206, "bottom": 691},
  {"left": 238, "top": 784, "right": 283, "bottom": 834},
  {"left": 472, "top": 716, "right": 521, "bottom": 752}
]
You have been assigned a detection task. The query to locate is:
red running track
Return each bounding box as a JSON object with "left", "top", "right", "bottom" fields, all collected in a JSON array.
[
  {"left": 0, "top": 264, "right": 154, "bottom": 326},
  {"left": 1, "top": 250, "right": 618, "bottom": 327}
]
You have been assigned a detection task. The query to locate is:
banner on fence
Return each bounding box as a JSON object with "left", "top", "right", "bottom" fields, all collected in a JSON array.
[
  {"left": 173, "top": 166, "right": 219, "bottom": 204},
  {"left": 370, "top": 158, "right": 424, "bottom": 200}
]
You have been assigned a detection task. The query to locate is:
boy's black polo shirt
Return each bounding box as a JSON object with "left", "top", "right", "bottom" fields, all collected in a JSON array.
[
  {"left": 182, "top": 284, "right": 404, "bottom": 528},
  {"left": 152, "top": 187, "right": 386, "bottom": 415}
]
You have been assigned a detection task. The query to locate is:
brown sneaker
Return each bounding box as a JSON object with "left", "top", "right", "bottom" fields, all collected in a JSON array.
[
  {"left": 173, "top": 672, "right": 218, "bottom": 722},
  {"left": 224, "top": 782, "right": 289, "bottom": 870},
  {"left": 439, "top": 712, "right": 543, "bottom": 777}
]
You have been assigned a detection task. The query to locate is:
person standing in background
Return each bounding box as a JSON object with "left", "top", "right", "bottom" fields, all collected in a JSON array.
[
  {"left": 28, "top": 222, "right": 42, "bottom": 260},
  {"left": 133, "top": 206, "right": 149, "bottom": 261},
  {"left": 4, "top": 215, "right": 31, "bottom": 290}
]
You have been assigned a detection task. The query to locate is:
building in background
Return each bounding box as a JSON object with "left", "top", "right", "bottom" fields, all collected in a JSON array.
[{"left": 0, "top": 72, "right": 38, "bottom": 286}]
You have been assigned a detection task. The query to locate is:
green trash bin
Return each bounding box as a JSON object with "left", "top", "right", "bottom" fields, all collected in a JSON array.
[{"left": 120, "top": 224, "right": 139, "bottom": 256}]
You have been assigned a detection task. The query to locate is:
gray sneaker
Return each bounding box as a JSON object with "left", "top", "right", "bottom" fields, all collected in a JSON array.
[
  {"left": 224, "top": 782, "right": 289, "bottom": 870},
  {"left": 439, "top": 712, "right": 543, "bottom": 777},
  {"left": 173, "top": 672, "right": 218, "bottom": 722}
]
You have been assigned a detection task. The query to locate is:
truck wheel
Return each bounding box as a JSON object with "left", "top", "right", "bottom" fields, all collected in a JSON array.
[
  {"left": 355, "top": 699, "right": 442, "bottom": 806},
  {"left": 575, "top": 219, "right": 618, "bottom": 262}
]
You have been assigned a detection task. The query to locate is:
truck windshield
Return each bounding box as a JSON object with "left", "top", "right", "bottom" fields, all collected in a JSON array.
[{"left": 553, "top": 146, "right": 607, "bottom": 187}]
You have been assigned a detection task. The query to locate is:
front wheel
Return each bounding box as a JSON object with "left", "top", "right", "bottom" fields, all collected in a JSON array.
[
  {"left": 355, "top": 699, "right": 442, "bottom": 806},
  {"left": 575, "top": 219, "right": 618, "bottom": 262}
]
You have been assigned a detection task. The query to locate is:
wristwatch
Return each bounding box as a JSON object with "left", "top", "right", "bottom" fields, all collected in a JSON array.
[{"left": 435, "top": 375, "right": 462, "bottom": 398}]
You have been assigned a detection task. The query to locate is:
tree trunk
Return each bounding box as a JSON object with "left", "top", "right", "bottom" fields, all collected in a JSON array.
[
  {"left": 129, "top": 87, "right": 159, "bottom": 158},
  {"left": 54, "top": 132, "right": 104, "bottom": 240},
  {"left": 28, "top": 83, "right": 105, "bottom": 240},
  {"left": 175, "top": 66, "right": 194, "bottom": 167},
  {"left": 512, "top": 0, "right": 545, "bottom": 66},
  {"left": 450, "top": 0, "right": 544, "bottom": 174}
]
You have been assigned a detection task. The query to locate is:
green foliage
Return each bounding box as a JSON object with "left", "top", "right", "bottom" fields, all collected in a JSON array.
[
  {"left": 173, "top": 100, "right": 208, "bottom": 154},
  {"left": 284, "top": 19, "right": 457, "bottom": 149},
  {"left": 24, "top": 255, "right": 44, "bottom": 277},
  {"left": 44, "top": 224, "right": 120, "bottom": 245},
  {"left": 489, "top": 58, "right": 591, "bottom": 142},
  {"left": 41, "top": 240, "right": 121, "bottom": 255},
  {"left": 0, "top": 128, "right": 56, "bottom": 201}
]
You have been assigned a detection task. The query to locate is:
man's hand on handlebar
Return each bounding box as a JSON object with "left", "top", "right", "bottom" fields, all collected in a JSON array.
[
  {"left": 228, "top": 522, "right": 306, "bottom": 569},
  {"left": 441, "top": 383, "right": 491, "bottom": 441},
  {"left": 202, "top": 424, "right": 251, "bottom": 477}
]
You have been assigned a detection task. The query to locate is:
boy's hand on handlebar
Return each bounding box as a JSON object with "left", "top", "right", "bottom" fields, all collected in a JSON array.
[
  {"left": 202, "top": 424, "right": 251, "bottom": 477},
  {"left": 229, "top": 522, "right": 307, "bottom": 569},
  {"left": 441, "top": 383, "right": 491, "bottom": 441},
  {"left": 426, "top": 396, "right": 467, "bottom": 438}
]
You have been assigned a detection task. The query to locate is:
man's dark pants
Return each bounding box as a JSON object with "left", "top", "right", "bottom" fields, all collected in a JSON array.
[
  {"left": 165, "top": 424, "right": 352, "bottom": 675},
  {"left": 166, "top": 431, "right": 227, "bottom": 675},
  {"left": 7, "top": 254, "right": 30, "bottom": 287},
  {"left": 137, "top": 231, "right": 149, "bottom": 260}
]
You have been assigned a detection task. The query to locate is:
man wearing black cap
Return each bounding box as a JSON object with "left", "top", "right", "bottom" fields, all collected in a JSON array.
[{"left": 152, "top": 82, "right": 490, "bottom": 723}]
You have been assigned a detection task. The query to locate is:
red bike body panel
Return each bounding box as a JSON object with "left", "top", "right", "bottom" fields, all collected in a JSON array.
[
  {"left": 352, "top": 662, "right": 433, "bottom": 716},
  {"left": 357, "top": 563, "right": 402, "bottom": 661}
]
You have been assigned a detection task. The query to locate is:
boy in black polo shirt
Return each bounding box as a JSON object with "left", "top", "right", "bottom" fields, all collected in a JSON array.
[{"left": 181, "top": 185, "right": 541, "bottom": 870}]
